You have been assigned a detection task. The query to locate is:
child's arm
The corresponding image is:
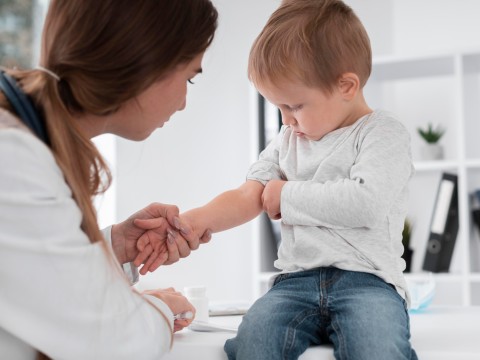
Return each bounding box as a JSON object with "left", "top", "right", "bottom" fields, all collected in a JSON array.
[
  {"left": 261, "top": 179, "right": 287, "bottom": 220},
  {"left": 132, "top": 180, "right": 265, "bottom": 273},
  {"left": 181, "top": 180, "right": 265, "bottom": 237},
  {"left": 133, "top": 127, "right": 285, "bottom": 271},
  {"left": 280, "top": 118, "right": 414, "bottom": 229}
]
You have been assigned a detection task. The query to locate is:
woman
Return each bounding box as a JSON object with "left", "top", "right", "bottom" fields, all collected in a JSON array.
[{"left": 0, "top": 0, "right": 217, "bottom": 358}]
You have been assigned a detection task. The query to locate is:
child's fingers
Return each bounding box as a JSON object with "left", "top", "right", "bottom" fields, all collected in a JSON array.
[
  {"left": 147, "top": 253, "right": 169, "bottom": 273},
  {"left": 177, "top": 229, "right": 199, "bottom": 250},
  {"left": 174, "top": 216, "right": 192, "bottom": 236},
  {"left": 199, "top": 229, "right": 212, "bottom": 244},
  {"left": 134, "top": 243, "right": 153, "bottom": 267},
  {"left": 137, "top": 233, "right": 151, "bottom": 252},
  {"left": 141, "top": 250, "right": 160, "bottom": 274}
]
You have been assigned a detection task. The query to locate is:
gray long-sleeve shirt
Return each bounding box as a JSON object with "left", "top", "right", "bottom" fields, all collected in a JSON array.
[{"left": 247, "top": 109, "right": 414, "bottom": 303}]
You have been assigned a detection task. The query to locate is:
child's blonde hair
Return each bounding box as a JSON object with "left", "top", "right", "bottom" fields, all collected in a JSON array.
[{"left": 249, "top": 0, "right": 371, "bottom": 93}]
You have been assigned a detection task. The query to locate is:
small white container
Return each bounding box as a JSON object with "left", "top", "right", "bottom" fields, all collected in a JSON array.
[{"left": 184, "top": 286, "right": 209, "bottom": 322}]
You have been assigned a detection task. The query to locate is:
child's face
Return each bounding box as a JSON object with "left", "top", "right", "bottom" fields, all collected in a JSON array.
[{"left": 257, "top": 79, "right": 354, "bottom": 141}]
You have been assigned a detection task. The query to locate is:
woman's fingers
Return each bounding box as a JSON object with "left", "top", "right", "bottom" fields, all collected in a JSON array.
[{"left": 134, "top": 217, "right": 165, "bottom": 230}]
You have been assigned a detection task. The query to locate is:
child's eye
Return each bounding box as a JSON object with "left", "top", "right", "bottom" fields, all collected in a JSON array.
[
  {"left": 290, "top": 105, "right": 303, "bottom": 112},
  {"left": 188, "top": 79, "right": 195, "bottom": 85}
]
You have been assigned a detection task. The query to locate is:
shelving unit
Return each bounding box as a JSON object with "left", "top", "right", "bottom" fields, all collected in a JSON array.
[{"left": 251, "top": 50, "right": 480, "bottom": 306}]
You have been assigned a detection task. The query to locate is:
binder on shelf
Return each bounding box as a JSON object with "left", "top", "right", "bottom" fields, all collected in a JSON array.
[
  {"left": 422, "top": 172, "right": 459, "bottom": 272},
  {"left": 471, "top": 190, "right": 480, "bottom": 236}
]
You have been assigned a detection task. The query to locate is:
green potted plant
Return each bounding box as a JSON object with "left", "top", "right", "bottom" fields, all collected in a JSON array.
[
  {"left": 402, "top": 218, "right": 413, "bottom": 272},
  {"left": 417, "top": 123, "right": 445, "bottom": 161}
]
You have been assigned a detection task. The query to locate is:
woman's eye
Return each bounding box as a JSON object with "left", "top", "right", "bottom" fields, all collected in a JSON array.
[
  {"left": 290, "top": 105, "right": 302, "bottom": 112},
  {"left": 188, "top": 79, "right": 195, "bottom": 85}
]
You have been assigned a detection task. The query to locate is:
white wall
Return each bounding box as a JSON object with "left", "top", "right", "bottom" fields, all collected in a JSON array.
[
  {"left": 392, "top": 0, "right": 480, "bottom": 55},
  {"left": 112, "top": 0, "right": 480, "bottom": 302},
  {"left": 115, "top": 0, "right": 280, "bottom": 302},
  {"left": 348, "top": 0, "right": 394, "bottom": 55},
  {"left": 113, "top": 0, "right": 396, "bottom": 302}
]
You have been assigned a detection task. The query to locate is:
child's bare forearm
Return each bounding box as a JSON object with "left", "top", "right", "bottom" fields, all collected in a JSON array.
[{"left": 183, "top": 180, "right": 264, "bottom": 233}]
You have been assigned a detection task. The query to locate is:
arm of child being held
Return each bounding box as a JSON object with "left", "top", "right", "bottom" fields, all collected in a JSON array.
[
  {"left": 181, "top": 179, "right": 265, "bottom": 236},
  {"left": 131, "top": 180, "right": 265, "bottom": 274}
]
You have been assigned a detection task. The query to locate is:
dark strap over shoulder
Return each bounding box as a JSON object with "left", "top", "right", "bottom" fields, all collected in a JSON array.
[{"left": 0, "top": 71, "right": 50, "bottom": 145}]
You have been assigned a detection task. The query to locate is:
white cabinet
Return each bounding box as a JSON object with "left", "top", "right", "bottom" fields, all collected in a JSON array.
[{"left": 251, "top": 51, "right": 480, "bottom": 306}]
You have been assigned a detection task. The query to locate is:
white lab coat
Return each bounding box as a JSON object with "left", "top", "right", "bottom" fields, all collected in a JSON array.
[{"left": 0, "top": 115, "right": 173, "bottom": 359}]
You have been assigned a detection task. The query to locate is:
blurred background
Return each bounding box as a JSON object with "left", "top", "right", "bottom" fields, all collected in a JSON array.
[{"left": 4, "top": 0, "right": 480, "bottom": 306}]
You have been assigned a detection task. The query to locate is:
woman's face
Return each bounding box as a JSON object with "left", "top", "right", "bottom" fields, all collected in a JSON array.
[{"left": 109, "top": 52, "right": 205, "bottom": 141}]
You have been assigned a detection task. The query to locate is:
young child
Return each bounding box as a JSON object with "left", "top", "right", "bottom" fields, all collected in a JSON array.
[{"left": 139, "top": 0, "right": 417, "bottom": 358}]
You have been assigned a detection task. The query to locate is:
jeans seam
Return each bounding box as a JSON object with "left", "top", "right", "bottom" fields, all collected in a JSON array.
[
  {"left": 330, "top": 314, "right": 347, "bottom": 360},
  {"left": 282, "top": 309, "right": 321, "bottom": 360}
]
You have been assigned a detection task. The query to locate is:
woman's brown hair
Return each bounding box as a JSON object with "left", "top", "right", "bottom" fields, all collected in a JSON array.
[
  {"left": 1, "top": 0, "right": 218, "bottom": 244},
  {"left": 249, "top": 0, "right": 371, "bottom": 93}
]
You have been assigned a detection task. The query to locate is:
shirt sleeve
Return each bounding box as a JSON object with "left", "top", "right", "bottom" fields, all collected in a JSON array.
[
  {"left": 0, "top": 129, "right": 173, "bottom": 359},
  {"left": 246, "top": 126, "right": 286, "bottom": 184},
  {"left": 101, "top": 226, "right": 139, "bottom": 285},
  {"left": 281, "top": 118, "right": 414, "bottom": 228}
]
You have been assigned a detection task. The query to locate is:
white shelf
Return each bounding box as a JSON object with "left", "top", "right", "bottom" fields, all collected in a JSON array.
[
  {"left": 469, "top": 274, "right": 480, "bottom": 282},
  {"left": 414, "top": 160, "right": 459, "bottom": 172},
  {"left": 252, "top": 50, "right": 480, "bottom": 306},
  {"left": 465, "top": 159, "right": 480, "bottom": 169},
  {"left": 364, "top": 50, "right": 480, "bottom": 306},
  {"left": 370, "top": 55, "right": 454, "bottom": 81}
]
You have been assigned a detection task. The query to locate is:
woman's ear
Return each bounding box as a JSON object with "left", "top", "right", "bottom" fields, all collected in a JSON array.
[{"left": 338, "top": 72, "right": 360, "bottom": 100}]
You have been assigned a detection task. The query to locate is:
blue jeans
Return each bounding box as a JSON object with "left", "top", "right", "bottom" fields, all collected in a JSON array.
[{"left": 224, "top": 267, "right": 417, "bottom": 360}]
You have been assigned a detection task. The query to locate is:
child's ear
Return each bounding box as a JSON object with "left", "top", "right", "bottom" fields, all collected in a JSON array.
[{"left": 338, "top": 73, "right": 360, "bottom": 100}]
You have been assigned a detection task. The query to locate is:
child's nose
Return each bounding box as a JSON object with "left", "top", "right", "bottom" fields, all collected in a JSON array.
[{"left": 281, "top": 112, "right": 296, "bottom": 126}]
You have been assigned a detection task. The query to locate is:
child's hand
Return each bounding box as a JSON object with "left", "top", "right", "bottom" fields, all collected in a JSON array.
[
  {"left": 262, "top": 180, "right": 287, "bottom": 220},
  {"left": 179, "top": 212, "right": 213, "bottom": 247}
]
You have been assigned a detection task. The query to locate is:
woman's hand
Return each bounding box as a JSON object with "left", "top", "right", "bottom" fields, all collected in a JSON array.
[
  {"left": 143, "top": 287, "right": 195, "bottom": 332},
  {"left": 133, "top": 210, "right": 212, "bottom": 274},
  {"left": 110, "top": 202, "right": 181, "bottom": 269},
  {"left": 262, "top": 180, "right": 287, "bottom": 220}
]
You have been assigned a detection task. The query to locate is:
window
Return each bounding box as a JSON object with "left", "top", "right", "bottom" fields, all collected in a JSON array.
[{"left": 0, "top": 0, "right": 48, "bottom": 68}]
